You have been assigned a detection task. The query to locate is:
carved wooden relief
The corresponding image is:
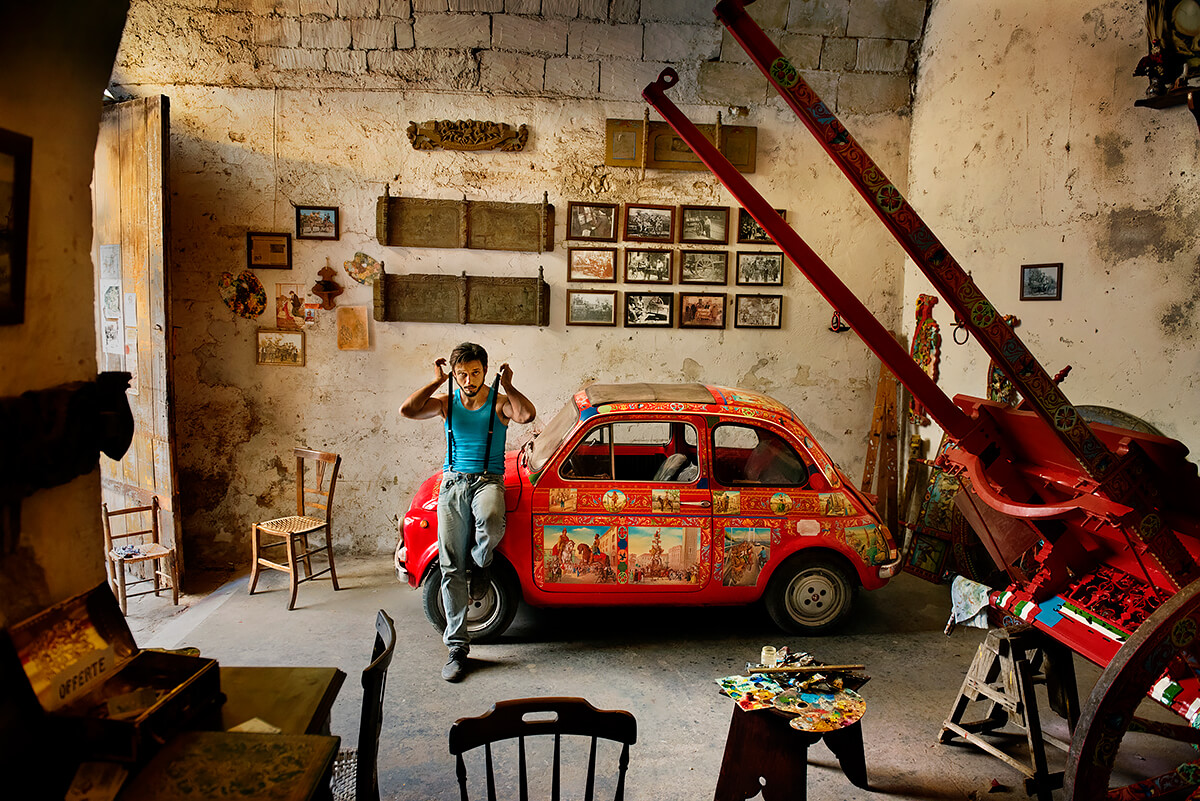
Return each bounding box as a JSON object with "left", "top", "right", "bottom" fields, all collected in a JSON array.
[
  {"left": 605, "top": 118, "right": 757, "bottom": 173},
  {"left": 373, "top": 265, "right": 549, "bottom": 327},
  {"left": 407, "top": 120, "right": 529, "bottom": 151},
  {"left": 375, "top": 194, "right": 553, "bottom": 253}
]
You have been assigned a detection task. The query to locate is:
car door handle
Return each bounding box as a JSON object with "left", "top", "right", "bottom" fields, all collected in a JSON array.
[{"left": 680, "top": 500, "right": 711, "bottom": 508}]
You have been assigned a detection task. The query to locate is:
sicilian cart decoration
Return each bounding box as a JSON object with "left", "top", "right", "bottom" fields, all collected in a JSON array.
[{"left": 643, "top": 1, "right": 1200, "bottom": 797}]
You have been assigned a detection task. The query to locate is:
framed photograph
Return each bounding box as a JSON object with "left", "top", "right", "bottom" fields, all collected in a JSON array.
[
  {"left": 566, "top": 290, "right": 617, "bottom": 326},
  {"left": 566, "top": 201, "right": 618, "bottom": 242},
  {"left": 275, "top": 282, "right": 306, "bottom": 330},
  {"left": 679, "top": 205, "right": 729, "bottom": 245},
  {"left": 735, "top": 294, "right": 783, "bottom": 329},
  {"left": 256, "top": 328, "right": 305, "bottom": 366},
  {"left": 247, "top": 231, "right": 292, "bottom": 270},
  {"left": 296, "top": 205, "right": 340, "bottom": 240},
  {"left": 1020, "top": 262, "right": 1063, "bottom": 301},
  {"left": 737, "top": 207, "right": 786, "bottom": 244},
  {"left": 679, "top": 292, "right": 726, "bottom": 329},
  {"left": 0, "top": 128, "right": 32, "bottom": 325},
  {"left": 624, "top": 249, "right": 673, "bottom": 283},
  {"left": 567, "top": 247, "right": 617, "bottom": 282},
  {"left": 736, "top": 251, "right": 785, "bottom": 286},
  {"left": 679, "top": 250, "right": 728, "bottom": 285},
  {"left": 623, "top": 203, "right": 675, "bottom": 243},
  {"left": 624, "top": 291, "right": 674, "bottom": 327}
]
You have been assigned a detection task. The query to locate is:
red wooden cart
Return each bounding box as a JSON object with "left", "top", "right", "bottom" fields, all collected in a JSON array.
[{"left": 642, "top": 2, "right": 1200, "bottom": 797}]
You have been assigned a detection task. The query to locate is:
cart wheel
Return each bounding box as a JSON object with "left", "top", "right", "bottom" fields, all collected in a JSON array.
[{"left": 1066, "top": 577, "right": 1200, "bottom": 798}]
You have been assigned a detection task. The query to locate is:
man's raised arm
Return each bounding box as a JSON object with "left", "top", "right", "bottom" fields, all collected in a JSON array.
[{"left": 400, "top": 358, "right": 449, "bottom": 419}]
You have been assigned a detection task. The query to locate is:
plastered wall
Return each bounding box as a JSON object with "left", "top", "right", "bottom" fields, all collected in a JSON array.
[
  {"left": 111, "top": 0, "right": 927, "bottom": 566},
  {"left": 907, "top": 1, "right": 1200, "bottom": 457}
]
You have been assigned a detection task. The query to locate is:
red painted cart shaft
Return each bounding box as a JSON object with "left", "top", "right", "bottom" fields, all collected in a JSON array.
[{"left": 642, "top": 70, "right": 975, "bottom": 442}]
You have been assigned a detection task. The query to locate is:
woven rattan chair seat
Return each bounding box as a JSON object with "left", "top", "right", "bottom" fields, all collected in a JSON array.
[
  {"left": 108, "top": 542, "right": 171, "bottom": 562},
  {"left": 258, "top": 515, "right": 325, "bottom": 534}
]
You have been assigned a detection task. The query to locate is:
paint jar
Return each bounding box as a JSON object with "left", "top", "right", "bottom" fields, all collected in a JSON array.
[{"left": 760, "top": 646, "right": 777, "bottom": 668}]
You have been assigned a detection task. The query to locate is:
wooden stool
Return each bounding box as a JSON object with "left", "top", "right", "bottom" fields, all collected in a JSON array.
[
  {"left": 714, "top": 699, "right": 868, "bottom": 801},
  {"left": 939, "top": 624, "right": 1078, "bottom": 801}
]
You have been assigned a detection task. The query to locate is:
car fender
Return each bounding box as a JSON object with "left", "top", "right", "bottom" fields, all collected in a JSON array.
[{"left": 758, "top": 541, "right": 868, "bottom": 593}]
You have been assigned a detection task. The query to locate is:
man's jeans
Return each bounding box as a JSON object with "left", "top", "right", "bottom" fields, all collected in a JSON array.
[{"left": 436, "top": 471, "right": 505, "bottom": 648}]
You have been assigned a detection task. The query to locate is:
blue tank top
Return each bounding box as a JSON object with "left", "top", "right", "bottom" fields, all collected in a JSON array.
[{"left": 443, "top": 386, "right": 507, "bottom": 474}]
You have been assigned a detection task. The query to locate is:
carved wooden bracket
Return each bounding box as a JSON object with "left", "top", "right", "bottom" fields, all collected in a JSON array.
[
  {"left": 407, "top": 119, "right": 529, "bottom": 151},
  {"left": 373, "top": 265, "right": 549, "bottom": 326}
]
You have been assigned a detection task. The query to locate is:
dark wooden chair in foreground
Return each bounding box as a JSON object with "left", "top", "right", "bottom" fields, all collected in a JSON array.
[
  {"left": 101, "top": 496, "right": 178, "bottom": 615},
  {"left": 449, "top": 697, "right": 637, "bottom": 801},
  {"left": 331, "top": 609, "right": 396, "bottom": 801},
  {"left": 249, "top": 447, "right": 342, "bottom": 610}
]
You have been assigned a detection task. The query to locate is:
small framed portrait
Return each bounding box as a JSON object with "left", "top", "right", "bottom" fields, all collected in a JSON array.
[
  {"left": 566, "top": 201, "right": 618, "bottom": 241},
  {"left": 256, "top": 328, "right": 305, "bottom": 366},
  {"left": 624, "top": 249, "right": 673, "bottom": 283},
  {"left": 275, "top": 282, "right": 306, "bottom": 330},
  {"left": 295, "top": 205, "right": 340, "bottom": 240},
  {"left": 679, "top": 205, "right": 729, "bottom": 245},
  {"left": 736, "top": 251, "right": 785, "bottom": 286},
  {"left": 1020, "top": 262, "right": 1063, "bottom": 301},
  {"left": 247, "top": 231, "right": 292, "bottom": 270},
  {"left": 679, "top": 250, "right": 728, "bottom": 285},
  {"left": 567, "top": 247, "right": 618, "bottom": 282},
  {"left": 0, "top": 127, "right": 32, "bottom": 325},
  {"left": 737, "top": 207, "right": 786, "bottom": 244},
  {"left": 623, "top": 203, "right": 675, "bottom": 243},
  {"left": 567, "top": 289, "right": 618, "bottom": 326},
  {"left": 624, "top": 291, "right": 675, "bottom": 328},
  {"left": 679, "top": 292, "right": 727, "bottom": 329},
  {"left": 734, "top": 294, "right": 783, "bottom": 329}
]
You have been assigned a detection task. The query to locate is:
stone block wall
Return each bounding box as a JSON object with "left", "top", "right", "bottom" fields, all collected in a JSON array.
[{"left": 114, "top": 0, "right": 925, "bottom": 114}]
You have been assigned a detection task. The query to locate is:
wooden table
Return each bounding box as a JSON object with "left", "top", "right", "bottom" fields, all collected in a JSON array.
[{"left": 218, "top": 665, "right": 346, "bottom": 734}]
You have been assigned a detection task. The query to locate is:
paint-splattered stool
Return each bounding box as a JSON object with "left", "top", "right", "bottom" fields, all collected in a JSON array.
[{"left": 713, "top": 690, "right": 868, "bottom": 801}]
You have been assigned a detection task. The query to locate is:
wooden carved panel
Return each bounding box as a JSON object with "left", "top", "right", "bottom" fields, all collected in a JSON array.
[
  {"left": 373, "top": 265, "right": 549, "bottom": 327},
  {"left": 375, "top": 194, "right": 553, "bottom": 253},
  {"left": 605, "top": 118, "right": 757, "bottom": 173},
  {"left": 407, "top": 119, "right": 529, "bottom": 151}
]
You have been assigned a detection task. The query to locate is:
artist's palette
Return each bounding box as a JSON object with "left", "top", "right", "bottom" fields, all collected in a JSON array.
[
  {"left": 217, "top": 270, "right": 267, "bottom": 319},
  {"left": 785, "top": 688, "right": 866, "bottom": 732},
  {"left": 344, "top": 252, "right": 383, "bottom": 284}
]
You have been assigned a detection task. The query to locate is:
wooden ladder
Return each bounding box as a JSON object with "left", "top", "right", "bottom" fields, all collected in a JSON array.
[{"left": 861, "top": 361, "right": 899, "bottom": 536}]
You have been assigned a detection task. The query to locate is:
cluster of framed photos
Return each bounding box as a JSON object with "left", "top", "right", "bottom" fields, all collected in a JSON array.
[
  {"left": 567, "top": 290, "right": 783, "bottom": 330},
  {"left": 246, "top": 205, "right": 340, "bottom": 270}
]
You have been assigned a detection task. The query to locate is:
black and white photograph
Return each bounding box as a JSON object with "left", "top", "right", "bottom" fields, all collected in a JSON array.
[
  {"left": 680, "top": 250, "right": 728, "bottom": 285},
  {"left": 679, "top": 205, "right": 729, "bottom": 244},
  {"left": 623, "top": 204, "right": 675, "bottom": 243},
  {"left": 566, "top": 290, "right": 618, "bottom": 325},
  {"left": 735, "top": 251, "right": 785, "bottom": 286},
  {"left": 679, "top": 292, "right": 726, "bottom": 329},
  {"left": 735, "top": 294, "right": 783, "bottom": 329},
  {"left": 736, "top": 207, "right": 786, "bottom": 244},
  {"left": 1020, "top": 262, "right": 1063, "bottom": 301},
  {"left": 624, "top": 291, "right": 674, "bottom": 327},
  {"left": 566, "top": 201, "right": 618, "bottom": 241},
  {"left": 567, "top": 248, "right": 617, "bottom": 282},
  {"left": 624, "top": 249, "right": 673, "bottom": 283}
]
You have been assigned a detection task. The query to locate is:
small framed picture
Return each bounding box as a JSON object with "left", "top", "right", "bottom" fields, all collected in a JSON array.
[
  {"left": 679, "top": 292, "right": 726, "bottom": 329},
  {"left": 567, "top": 290, "right": 618, "bottom": 326},
  {"left": 679, "top": 250, "right": 728, "bottom": 285},
  {"left": 736, "top": 252, "right": 785, "bottom": 286},
  {"left": 275, "top": 282, "right": 306, "bottom": 330},
  {"left": 623, "top": 203, "right": 675, "bottom": 243},
  {"left": 0, "top": 127, "right": 32, "bottom": 325},
  {"left": 737, "top": 207, "right": 786, "bottom": 244},
  {"left": 336, "top": 305, "right": 370, "bottom": 350},
  {"left": 256, "top": 328, "right": 305, "bottom": 366},
  {"left": 568, "top": 248, "right": 618, "bottom": 282},
  {"left": 624, "top": 291, "right": 675, "bottom": 327},
  {"left": 247, "top": 231, "right": 292, "bottom": 270},
  {"left": 1020, "top": 263, "right": 1063, "bottom": 301},
  {"left": 734, "top": 294, "right": 783, "bottom": 329},
  {"left": 566, "top": 201, "right": 618, "bottom": 241},
  {"left": 624, "top": 249, "right": 673, "bottom": 283},
  {"left": 679, "top": 205, "right": 729, "bottom": 245},
  {"left": 296, "top": 205, "right": 340, "bottom": 240}
]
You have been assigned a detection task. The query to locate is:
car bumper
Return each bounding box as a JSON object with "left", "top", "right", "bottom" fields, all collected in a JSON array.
[{"left": 877, "top": 548, "right": 903, "bottom": 580}]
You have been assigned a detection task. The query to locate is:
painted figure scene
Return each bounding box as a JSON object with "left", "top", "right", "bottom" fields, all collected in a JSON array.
[
  {"left": 722, "top": 527, "right": 771, "bottom": 587},
  {"left": 544, "top": 524, "right": 701, "bottom": 585}
]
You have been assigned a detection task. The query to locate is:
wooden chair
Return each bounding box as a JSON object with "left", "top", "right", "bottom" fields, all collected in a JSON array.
[
  {"left": 249, "top": 448, "right": 342, "bottom": 610},
  {"left": 101, "top": 496, "right": 179, "bottom": 615},
  {"left": 449, "top": 697, "right": 637, "bottom": 801},
  {"left": 331, "top": 609, "right": 396, "bottom": 801}
]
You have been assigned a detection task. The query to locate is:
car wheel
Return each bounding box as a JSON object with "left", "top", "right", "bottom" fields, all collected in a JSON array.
[
  {"left": 765, "top": 554, "right": 855, "bottom": 634},
  {"left": 421, "top": 559, "right": 520, "bottom": 643}
]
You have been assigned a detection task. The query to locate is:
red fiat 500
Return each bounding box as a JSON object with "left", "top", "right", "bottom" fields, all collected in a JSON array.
[{"left": 395, "top": 383, "right": 901, "bottom": 641}]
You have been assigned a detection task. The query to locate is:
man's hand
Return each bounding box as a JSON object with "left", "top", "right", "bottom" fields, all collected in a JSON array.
[
  {"left": 434, "top": 358, "right": 449, "bottom": 384},
  {"left": 498, "top": 362, "right": 513, "bottom": 388}
]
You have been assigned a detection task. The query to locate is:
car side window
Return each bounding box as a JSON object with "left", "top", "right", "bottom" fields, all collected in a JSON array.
[
  {"left": 712, "top": 423, "right": 810, "bottom": 487},
  {"left": 559, "top": 420, "right": 699, "bottom": 482}
]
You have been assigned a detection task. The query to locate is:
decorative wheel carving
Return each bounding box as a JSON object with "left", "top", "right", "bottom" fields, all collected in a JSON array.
[{"left": 769, "top": 57, "right": 799, "bottom": 88}]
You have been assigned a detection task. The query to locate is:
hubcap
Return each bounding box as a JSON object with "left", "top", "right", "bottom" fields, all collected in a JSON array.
[
  {"left": 465, "top": 582, "right": 500, "bottom": 631},
  {"left": 786, "top": 568, "right": 842, "bottom": 626}
]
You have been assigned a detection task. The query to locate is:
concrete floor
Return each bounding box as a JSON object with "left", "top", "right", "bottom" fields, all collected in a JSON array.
[{"left": 128, "top": 557, "right": 1100, "bottom": 800}]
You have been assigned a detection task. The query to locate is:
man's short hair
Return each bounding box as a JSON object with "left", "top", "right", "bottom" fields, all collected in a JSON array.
[{"left": 449, "top": 342, "right": 488, "bottom": 371}]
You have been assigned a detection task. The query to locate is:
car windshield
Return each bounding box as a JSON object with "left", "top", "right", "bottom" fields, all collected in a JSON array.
[{"left": 529, "top": 396, "right": 581, "bottom": 473}]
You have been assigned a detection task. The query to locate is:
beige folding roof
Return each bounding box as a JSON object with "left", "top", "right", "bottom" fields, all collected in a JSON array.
[{"left": 582, "top": 383, "right": 717, "bottom": 406}]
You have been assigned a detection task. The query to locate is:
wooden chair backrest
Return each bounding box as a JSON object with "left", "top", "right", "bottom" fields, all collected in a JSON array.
[
  {"left": 355, "top": 609, "right": 396, "bottom": 801},
  {"left": 294, "top": 448, "right": 340, "bottom": 523},
  {"left": 449, "top": 697, "right": 637, "bottom": 801},
  {"left": 101, "top": 496, "right": 162, "bottom": 551}
]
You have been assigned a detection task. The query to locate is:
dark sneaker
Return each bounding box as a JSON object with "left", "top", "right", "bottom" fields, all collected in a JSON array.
[
  {"left": 467, "top": 564, "right": 491, "bottom": 602},
  {"left": 442, "top": 647, "right": 469, "bottom": 682}
]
